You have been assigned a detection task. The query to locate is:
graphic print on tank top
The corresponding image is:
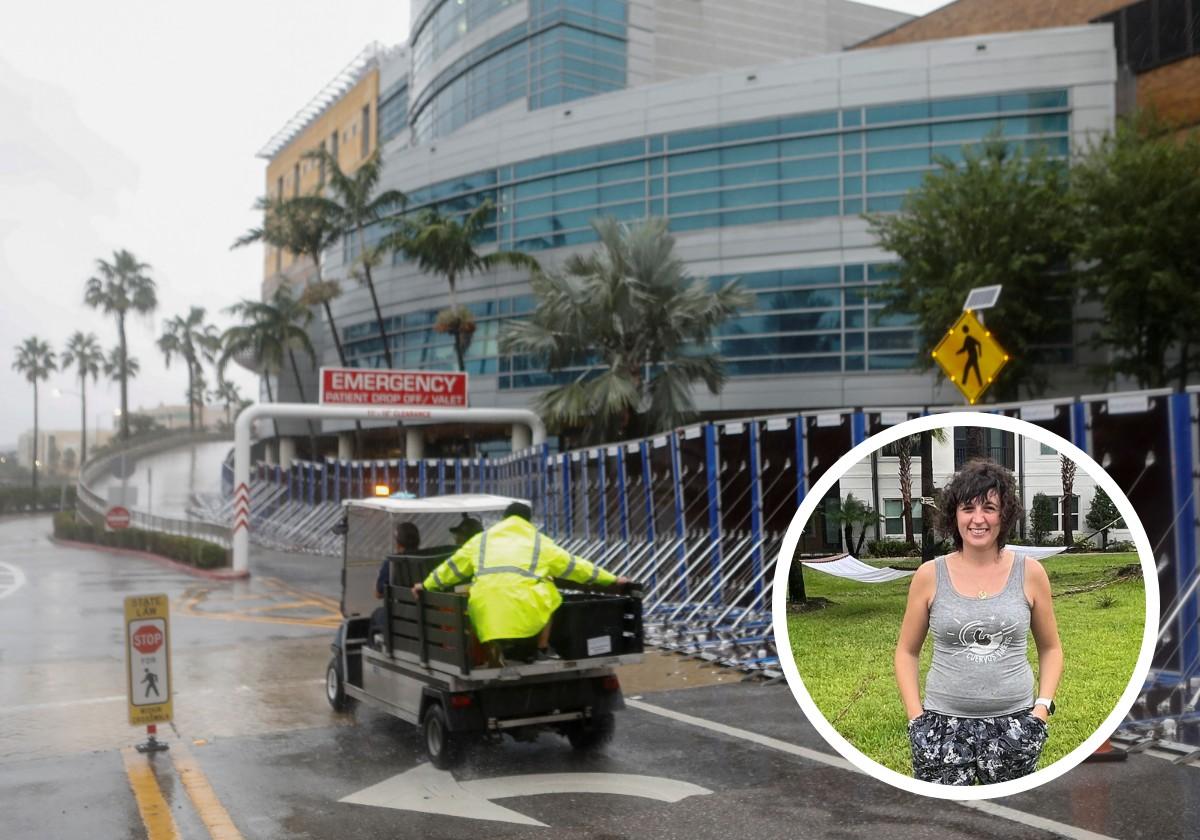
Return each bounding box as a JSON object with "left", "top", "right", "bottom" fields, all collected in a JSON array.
[{"left": 948, "top": 618, "right": 1021, "bottom": 664}]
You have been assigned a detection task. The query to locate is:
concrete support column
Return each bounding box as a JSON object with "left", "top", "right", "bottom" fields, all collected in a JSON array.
[
  {"left": 405, "top": 427, "right": 425, "bottom": 460},
  {"left": 511, "top": 423, "right": 531, "bottom": 453},
  {"left": 278, "top": 437, "right": 296, "bottom": 470},
  {"left": 263, "top": 440, "right": 276, "bottom": 466},
  {"left": 338, "top": 432, "right": 354, "bottom": 460}
]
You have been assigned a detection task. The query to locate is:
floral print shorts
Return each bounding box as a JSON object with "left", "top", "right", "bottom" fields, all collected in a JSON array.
[{"left": 908, "top": 709, "right": 1048, "bottom": 785}]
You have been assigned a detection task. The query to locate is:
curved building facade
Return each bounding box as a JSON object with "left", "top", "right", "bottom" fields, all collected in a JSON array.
[{"left": 257, "top": 3, "right": 1117, "bottom": 452}]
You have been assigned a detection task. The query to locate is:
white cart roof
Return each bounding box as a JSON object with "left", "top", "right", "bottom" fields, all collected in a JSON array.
[{"left": 343, "top": 493, "right": 528, "bottom": 514}]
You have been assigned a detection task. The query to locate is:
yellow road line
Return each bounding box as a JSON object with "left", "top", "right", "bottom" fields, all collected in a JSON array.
[
  {"left": 121, "top": 747, "right": 182, "bottom": 840},
  {"left": 171, "top": 743, "right": 245, "bottom": 840}
]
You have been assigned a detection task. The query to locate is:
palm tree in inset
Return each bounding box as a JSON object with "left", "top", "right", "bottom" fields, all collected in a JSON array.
[
  {"left": 233, "top": 195, "right": 348, "bottom": 365},
  {"left": 12, "top": 336, "right": 57, "bottom": 496},
  {"left": 158, "top": 307, "right": 220, "bottom": 431},
  {"left": 84, "top": 250, "right": 157, "bottom": 440},
  {"left": 220, "top": 285, "right": 319, "bottom": 453},
  {"left": 501, "top": 217, "right": 749, "bottom": 443},
  {"left": 389, "top": 200, "right": 539, "bottom": 371},
  {"left": 303, "top": 148, "right": 407, "bottom": 368},
  {"left": 60, "top": 331, "right": 104, "bottom": 467}
]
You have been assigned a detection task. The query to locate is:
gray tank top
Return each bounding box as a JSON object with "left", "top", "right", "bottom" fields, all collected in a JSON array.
[{"left": 922, "top": 555, "right": 1034, "bottom": 717}]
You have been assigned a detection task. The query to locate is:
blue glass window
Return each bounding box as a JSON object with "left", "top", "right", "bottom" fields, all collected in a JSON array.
[
  {"left": 780, "top": 156, "right": 839, "bottom": 179},
  {"left": 866, "top": 102, "right": 930, "bottom": 124},
  {"left": 867, "top": 148, "right": 931, "bottom": 170},
  {"left": 867, "top": 125, "right": 929, "bottom": 148}
]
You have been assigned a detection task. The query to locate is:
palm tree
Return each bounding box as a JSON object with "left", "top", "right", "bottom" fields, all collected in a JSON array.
[
  {"left": 211, "top": 379, "right": 244, "bottom": 428},
  {"left": 158, "top": 307, "right": 219, "bottom": 431},
  {"left": 103, "top": 346, "right": 140, "bottom": 382},
  {"left": 12, "top": 337, "right": 56, "bottom": 496},
  {"left": 827, "top": 494, "right": 880, "bottom": 557},
  {"left": 501, "top": 217, "right": 751, "bottom": 443},
  {"left": 60, "top": 331, "right": 104, "bottom": 466},
  {"left": 83, "top": 250, "right": 157, "bottom": 440},
  {"left": 883, "top": 429, "right": 948, "bottom": 544},
  {"left": 220, "top": 285, "right": 319, "bottom": 452},
  {"left": 233, "top": 194, "right": 348, "bottom": 366},
  {"left": 1061, "top": 454, "right": 1077, "bottom": 549},
  {"left": 303, "top": 148, "right": 407, "bottom": 368},
  {"left": 389, "top": 199, "right": 539, "bottom": 371}
]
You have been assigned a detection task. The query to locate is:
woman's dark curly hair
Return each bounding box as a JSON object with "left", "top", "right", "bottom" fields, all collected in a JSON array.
[{"left": 936, "top": 458, "right": 1022, "bottom": 552}]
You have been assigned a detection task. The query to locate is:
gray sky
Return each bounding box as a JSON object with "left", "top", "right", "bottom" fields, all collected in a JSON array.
[{"left": 0, "top": 0, "right": 951, "bottom": 448}]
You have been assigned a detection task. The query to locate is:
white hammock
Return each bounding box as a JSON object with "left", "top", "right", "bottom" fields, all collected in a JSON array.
[{"left": 799, "top": 545, "right": 1067, "bottom": 584}]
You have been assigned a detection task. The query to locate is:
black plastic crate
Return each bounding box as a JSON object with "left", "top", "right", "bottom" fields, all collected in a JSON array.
[{"left": 550, "top": 593, "right": 644, "bottom": 660}]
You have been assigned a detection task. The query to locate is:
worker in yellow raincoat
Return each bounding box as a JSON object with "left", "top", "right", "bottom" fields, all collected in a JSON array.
[{"left": 414, "top": 501, "right": 629, "bottom": 661}]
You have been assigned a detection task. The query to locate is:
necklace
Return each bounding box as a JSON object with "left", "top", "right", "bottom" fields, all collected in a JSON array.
[{"left": 977, "top": 589, "right": 989, "bottom": 599}]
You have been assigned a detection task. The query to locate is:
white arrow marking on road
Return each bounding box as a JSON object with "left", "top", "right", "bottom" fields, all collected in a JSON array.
[
  {"left": 339, "top": 763, "right": 712, "bottom": 826},
  {"left": 0, "top": 561, "right": 26, "bottom": 601}
]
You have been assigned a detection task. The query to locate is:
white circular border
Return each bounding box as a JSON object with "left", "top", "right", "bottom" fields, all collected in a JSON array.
[{"left": 771, "top": 411, "right": 1160, "bottom": 800}]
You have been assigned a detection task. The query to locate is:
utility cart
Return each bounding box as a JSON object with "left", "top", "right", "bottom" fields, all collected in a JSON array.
[{"left": 325, "top": 494, "right": 644, "bottom": 768}]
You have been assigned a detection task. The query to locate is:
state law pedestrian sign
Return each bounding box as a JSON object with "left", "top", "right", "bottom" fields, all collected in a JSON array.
[
  {"left": 931, "top": 310, "right": 1010, "bottom": 404},
  {"left": 125, "top": 594, "right": 172, "bottom": 725}
]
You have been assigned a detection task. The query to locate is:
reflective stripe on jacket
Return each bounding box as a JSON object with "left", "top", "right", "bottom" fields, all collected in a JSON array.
[{"left": 421, "top": 515, "right": 617, "bottom": 643}]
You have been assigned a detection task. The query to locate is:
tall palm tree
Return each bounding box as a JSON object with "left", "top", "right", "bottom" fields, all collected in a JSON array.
[
  {"left": 303, "top": 148, "right": 407, "bottom": 368},
  {"left": 12, "top": 337, "right": 56, "bottom": 496},
  {"left": 883, "top": 429, "right": 948, "bottom": 544},
  {"left": 1061, "top": 454, "right": 1077, "bottom": 548},
  {"left": 501, "top": 217, "right": 750, "bottom": 443},
  {"left": 220, "top": 285, "right": 319, "bottom": 453},
  {"left": 83, "top": 249, "right": 157, "bottom": 440},
  {"left": 210, "top": 379, "right": 244, "bottom": 428},
  {"left": 233, "top": 194, "right": 348, "bottom": 366},
  {"left": 158, "top": 307, "right": 220, "bottom": 431},
  {"left": 60, "top": 331, "right": 104, "bottom": 466},
  {"left": 389, "top": 199, "right": 539, "bottom": 371}
]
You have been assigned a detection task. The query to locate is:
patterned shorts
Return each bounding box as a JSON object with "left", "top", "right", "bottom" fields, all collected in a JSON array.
[{"left": 908, "top": 709, "right": 1049, "bottom": 785}]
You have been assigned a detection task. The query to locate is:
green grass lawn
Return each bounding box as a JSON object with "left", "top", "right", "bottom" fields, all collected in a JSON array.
[{"left": 784, "top": 552, "right": 1145, "bottom": 776}]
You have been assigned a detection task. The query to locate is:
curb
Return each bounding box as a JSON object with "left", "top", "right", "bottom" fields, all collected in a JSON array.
[{"left": 50, "top": 537, "right": 250, "bottom": 580}]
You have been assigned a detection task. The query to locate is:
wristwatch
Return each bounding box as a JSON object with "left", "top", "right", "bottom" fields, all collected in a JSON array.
[{"left": 1034, "top": 697, "right": 1056, "bottom": 715}]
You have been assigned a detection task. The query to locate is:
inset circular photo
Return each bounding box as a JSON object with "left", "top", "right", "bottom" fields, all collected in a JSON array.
[{"left": 773, "top": 412, "right": 1158, "bottom": 800}]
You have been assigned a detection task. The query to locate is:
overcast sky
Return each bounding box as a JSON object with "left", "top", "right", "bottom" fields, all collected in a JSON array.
[{"left": 0, "top": 0, "right": 951, "bottom": 449}]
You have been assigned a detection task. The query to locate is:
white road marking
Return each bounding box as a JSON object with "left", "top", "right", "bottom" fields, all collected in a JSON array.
[
  {"left": 340, "top": 763, "right": 711, "bottom": 826},
  {"left": 0, "top": 561, "right": 27, "bottom": 600},
  {"left": 627, "top": 699, "right": 1122, "bottom": 840},
  {"left": 625, "top": 698, "right": 857, "bottom": 771}
]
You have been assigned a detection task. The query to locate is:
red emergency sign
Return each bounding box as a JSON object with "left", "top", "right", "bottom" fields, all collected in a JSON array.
[{"left": 319, "top": 367, "right": 468, "bottom": 407}]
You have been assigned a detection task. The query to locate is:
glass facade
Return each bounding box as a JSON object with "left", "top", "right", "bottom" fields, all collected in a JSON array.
[
  {"left": 397, "top": 88, "right": 1069, "bottom": 253},
  {"left": 412, "top": 0, "right": 521, "bottom": 79},
  {"left": 342, "top": 88, "right": 1072, "bottom": 390},
  {"left": 410, "top": 0, "right": 628, "bottom": 143},
  {"left": 378, "top": 81, "right": 408, "bottom": 145}
]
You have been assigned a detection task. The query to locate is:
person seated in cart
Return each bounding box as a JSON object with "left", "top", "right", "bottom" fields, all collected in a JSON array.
[
  {"left": 448, "top": 513, "right": 483, "bottom": 546},
  {"left": 413, "top": 502, "right": 629, "bottom": 662},
  {"left": 370, "top": 521, "right": 421, "bottom": 646}
]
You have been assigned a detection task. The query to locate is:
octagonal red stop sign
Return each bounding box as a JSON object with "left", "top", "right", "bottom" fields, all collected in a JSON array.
[{"left": 132, "top": 623, "right": 163, "bottom": 654}]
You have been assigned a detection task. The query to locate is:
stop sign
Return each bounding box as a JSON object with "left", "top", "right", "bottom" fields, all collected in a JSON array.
[
  {"left": 106, "top": 506, "right": 131, "bottom": 530},
  {"left": 132, "top": 623, "right": 163, "bottom": 654}
]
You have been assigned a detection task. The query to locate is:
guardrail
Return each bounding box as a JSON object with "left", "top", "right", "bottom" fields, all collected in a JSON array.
[{"left": 77, "top": 431, "right": 233, "bottom": 549}]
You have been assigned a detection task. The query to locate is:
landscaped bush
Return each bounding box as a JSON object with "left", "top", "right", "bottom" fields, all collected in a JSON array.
[
  {"left": 864, "top": 539, "right": 919, "bottom": 558},
  {"left": 0, "top": 485, "right": 76, "bottom": 514},
  {"left": 1107, "top": 539, "right": 1136, "bottom": 553},
  {"left": 53, "top": 511, "right": 227, "bottom": 569}
]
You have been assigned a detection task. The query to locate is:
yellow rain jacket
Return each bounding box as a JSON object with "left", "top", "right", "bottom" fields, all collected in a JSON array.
[{"left": 421, "top": 515, "right": 617, "bottom": 643}]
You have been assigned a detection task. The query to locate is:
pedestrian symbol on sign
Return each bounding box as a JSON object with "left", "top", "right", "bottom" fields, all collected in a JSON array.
[
  {"left": 141, "top": 668, "right": 160, "bottom": 698},
  {"left": 956, "top": 325, "right": 983, "bottom": 387}
]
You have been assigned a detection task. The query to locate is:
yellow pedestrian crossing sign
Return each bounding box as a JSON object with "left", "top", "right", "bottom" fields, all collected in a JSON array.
[{"left": 931, "top": 310, "right": 1010, "bottom": 404}]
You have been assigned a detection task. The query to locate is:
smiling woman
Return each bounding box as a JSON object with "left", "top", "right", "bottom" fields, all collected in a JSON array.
[{"left": 896, "top": 459, "right": 1062, "bottom": 786}]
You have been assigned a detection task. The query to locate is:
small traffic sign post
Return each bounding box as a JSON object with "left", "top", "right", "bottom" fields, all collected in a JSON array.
[
  {"left": 106, "top": 506, "right": 131, "bottom": 531},
  {"left": 125, "top": 594, "right": 171, "bottom": 753},
  {"left": 931, "top": 309, "right": 1010, "bottom": 404}
]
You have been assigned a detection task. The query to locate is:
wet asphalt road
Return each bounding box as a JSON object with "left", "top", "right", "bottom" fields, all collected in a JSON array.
[{"left": 2, "top": 514, "right": 1198, "bottom": 839}]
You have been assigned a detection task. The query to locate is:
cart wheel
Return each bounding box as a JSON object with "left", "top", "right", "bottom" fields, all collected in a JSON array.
[
  {"left": 423, "top": 703, "right": 465, "bottom": 769},
  {"left": 325, "top": 656, "right": 354, "bottom": 713},
  {"left": 567, "top": 712, "right": 616, "bottom": 751}
]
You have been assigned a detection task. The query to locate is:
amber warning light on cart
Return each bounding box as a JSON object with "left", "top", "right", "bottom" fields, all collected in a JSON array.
[{"left": 319, "top": 367, "right": 468, "bottom": 407}]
